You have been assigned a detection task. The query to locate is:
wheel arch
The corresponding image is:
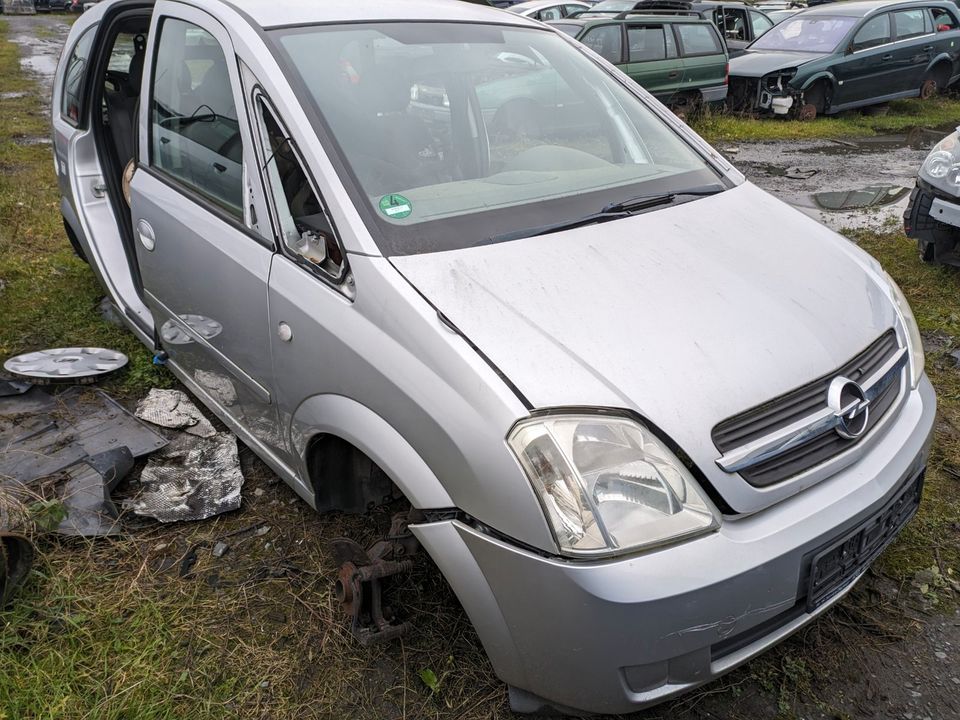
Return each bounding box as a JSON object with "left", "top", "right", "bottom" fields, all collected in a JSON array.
[
  {"left": 799, "top": 72, "right": 837, "bottom": 95},
  {"left": 291, "top": 394, "right": 454, "bottom": 512}
]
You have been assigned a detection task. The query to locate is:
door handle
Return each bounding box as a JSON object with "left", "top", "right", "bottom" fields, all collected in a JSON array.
[
  {"left": 923, "top": 45, "right": 934, "bottom": 52},
  {"left": 136, "top": 219, "right": 156, "bottom": 252},
  {"left": 667, "top": 71, "right": 680, "bottom": 78},
  {"left": 881, "top": 54, "right": 893, "bottom": 61}
]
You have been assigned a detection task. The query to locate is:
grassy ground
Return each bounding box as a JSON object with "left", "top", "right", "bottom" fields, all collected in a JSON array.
[
  {"left": 690, "top": 95, "right": 960, "bottom": 144},
  {"left": 1, "top": 17, "right": 959, "bottom": 720}
]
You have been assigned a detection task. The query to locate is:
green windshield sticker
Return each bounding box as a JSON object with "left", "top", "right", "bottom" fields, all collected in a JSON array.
[{"left": 379, "top": 194, "right": 412, "bottom": 219}]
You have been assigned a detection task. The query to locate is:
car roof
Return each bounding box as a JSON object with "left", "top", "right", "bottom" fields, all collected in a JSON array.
[
  {"left": 551, "top": 13, "right": 716, "bottom": 26},
  {"left": 799, "top": 0, "right": 955, "bottom": 18},
  {"left": 218, "top": 0, "right": 542, "bottom": 30}
]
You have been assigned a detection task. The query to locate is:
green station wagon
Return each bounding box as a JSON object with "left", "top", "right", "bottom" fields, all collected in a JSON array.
[
  {"left": 728, "top": 0, "right": 960, "bottom": 118},
  {"left": 551, "top": 13, "right": 729, "bottom": 110}
]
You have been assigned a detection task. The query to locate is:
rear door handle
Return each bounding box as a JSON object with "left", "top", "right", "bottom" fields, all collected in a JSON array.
[
  {"left": 923, "top": 45, "right": 934, "bottom": 52},
  {"left": 667, "top": 71, "right": 680, "bottom": 78},
  {"left": 881, "top": 53, "right": 893, "bottom": 61}
]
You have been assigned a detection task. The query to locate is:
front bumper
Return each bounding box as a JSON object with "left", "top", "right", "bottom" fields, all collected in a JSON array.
[
  {"left": 728, "top": 76, "right": 801, "bottom": 115},
  {"left": 412, "top": 377, "right": 936, "bottom": 715},
  {"left": 904, "top": 181, "right": 960, "bottom": 266}
]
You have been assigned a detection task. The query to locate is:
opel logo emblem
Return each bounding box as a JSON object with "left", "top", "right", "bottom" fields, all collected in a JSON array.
[{"left": 827, "top": 376, "right": 870, "bottom": 440}]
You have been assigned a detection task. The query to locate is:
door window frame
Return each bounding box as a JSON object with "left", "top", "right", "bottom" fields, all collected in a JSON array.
[
  {"left": 891, "top": 8, "right": 932, "bottom": 40},
  {"left": 675, "top": 22, "right": 724, "bottom": 57},
  {"left": 626, "top": 24, "right": 672, "bottom": 62},
  {"left": 141, "top": 5, "right": 272, "bottom": 249},
  {"left": 580, "top": 23, "right": 627, "bottom": 64},
  {"left": 247, "top": 86, "right": 350, "bottom": 289},
  {"left": 59, "top": 24, "right": 97, "bottom": 127},
  {"left": 850, "top": 12, "right": 893, "bottom": 53}
]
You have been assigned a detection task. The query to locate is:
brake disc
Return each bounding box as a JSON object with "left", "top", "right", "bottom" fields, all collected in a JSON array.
[{"left": 3, "top": 347, "right": 128, "bottom": 384}]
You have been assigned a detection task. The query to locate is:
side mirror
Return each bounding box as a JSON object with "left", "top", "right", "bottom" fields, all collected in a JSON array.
[{"left": 286, "top": 228, "right": 329, "bottom": 267}]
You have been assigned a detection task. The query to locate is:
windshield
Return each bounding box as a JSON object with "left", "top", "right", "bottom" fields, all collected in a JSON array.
[
  {"left": 272, "top": 22, "right": 722, "bottom": 256},
  {"left": 749, "top": 15, "right": 858, "bottom": 52}
]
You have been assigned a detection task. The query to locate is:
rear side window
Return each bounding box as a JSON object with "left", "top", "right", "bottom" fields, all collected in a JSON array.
[
  {"left": 933, "top": 7, "right": 958, "bottom": 30},
  {"left": 61, "top": 26, "right": 95, "bottom": 124},
  {"left": 718, "top": 8, "right": 748, "bottom": 41},
  {"left": 676, "top": 24, "right": 723, "bottom": 55},
  {"left": 627, "top": 26, "right": 670, "bottom": 61},
  {"left": 581, "top": 25, "right": 623, "bottom": 63},
  {"left": 149, "top": 18, "right": 244, "bottom": 219},
  {"left": 852, "top": 13, "right": 891, "bottom": 51},
  {"left": 537, "top": 5, "right": 563, "bottom": 21},
  {"left": 893, "top": 9, "right": 927, "bottom": 39}
]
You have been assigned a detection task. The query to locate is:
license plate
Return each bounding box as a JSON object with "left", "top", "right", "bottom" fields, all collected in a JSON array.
[{"left": 807, "top": 471, "right": 924, "bottom": 611}]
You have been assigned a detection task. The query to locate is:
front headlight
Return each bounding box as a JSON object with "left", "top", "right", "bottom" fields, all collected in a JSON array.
[
  {"left": 918, "top": 129, "right": 960, "bottom": 197},
  {"left": 884, "top": 272, "right": 924, "bottom": 388},
  {"left": 508, "top": 414, "right": 719, "bottom": 557}
]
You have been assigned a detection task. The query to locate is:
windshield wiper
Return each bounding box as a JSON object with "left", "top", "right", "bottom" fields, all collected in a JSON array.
[
  {"left": 488, "top": 185, "right": 725, "bottom": 244},
  {"left": 600, "top": 185, "right": 725, "bottom": 214}
]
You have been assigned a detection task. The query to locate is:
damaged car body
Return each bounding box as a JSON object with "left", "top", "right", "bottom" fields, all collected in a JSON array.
[
  {"left": 729, "top": 0, "right": 960, "bottom": 118},
  {"left": 905, "top": 126, "right": 960, "bottom": 265},
  {"left": 53, "top": 0, "right": 935, "bottom": 714}
]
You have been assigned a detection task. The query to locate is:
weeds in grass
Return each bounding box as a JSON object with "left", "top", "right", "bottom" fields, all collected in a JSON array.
[{"left": 690, "top": 95, "right": 960, "bottom": 144}]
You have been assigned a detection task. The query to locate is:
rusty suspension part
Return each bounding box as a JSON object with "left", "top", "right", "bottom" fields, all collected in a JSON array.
[{"left": 331, "top": 510, "right": 422, "bottom": 646}]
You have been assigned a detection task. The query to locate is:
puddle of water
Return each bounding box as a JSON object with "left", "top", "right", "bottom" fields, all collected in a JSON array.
[
  {"left": 813, "top": 185, "right": 909, "bottom": 212},
  {"left": 815, "top": 124, "right": 958, "bottom": 155},
  {"left": 20, "top": 54, "right": 59, "bottom": 79}
]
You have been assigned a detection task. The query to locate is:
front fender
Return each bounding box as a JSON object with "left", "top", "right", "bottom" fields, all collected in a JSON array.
[
  {"left": 798, "top": 71, "right": 837, "bottom": 93},
  {"left": 290, "top": 394, "right": 454, "bottom": 510}
]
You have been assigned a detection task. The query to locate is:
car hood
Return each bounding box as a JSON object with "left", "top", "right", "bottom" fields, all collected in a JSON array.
[
  {"left": 390, "top": 183, "right": 899, "bottom": 513},
  {"left": 730, "top": 50, "right": 823, "bottom": 78}
]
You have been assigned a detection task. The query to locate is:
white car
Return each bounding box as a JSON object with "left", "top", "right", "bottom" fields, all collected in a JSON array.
[{"left": 507, "top": 0, "right": 591, "bottom": 21}]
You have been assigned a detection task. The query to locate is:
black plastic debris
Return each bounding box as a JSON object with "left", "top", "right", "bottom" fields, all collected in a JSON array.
[
  {"left": 125, "top": 433, "right": 244, "bottom": 522},
  {"left": 0, "top": 387, "right": 167, "bottom": 484},
  {"left": 0, "top": 532, "right": 33, "bottom": 608},
  {"left": 55, "top": 447, "right": 135, "bottom": 536},
  {"left": 0, "top": 378, "right": 31, "bottom": 397},
  {"left": 0, "top": 387, "right": 167, "bottom": 537}
]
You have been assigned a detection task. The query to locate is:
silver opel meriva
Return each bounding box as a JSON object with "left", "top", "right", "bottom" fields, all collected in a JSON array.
[{"left": 52, "top": 0, "right": 935, "bottom": 713}]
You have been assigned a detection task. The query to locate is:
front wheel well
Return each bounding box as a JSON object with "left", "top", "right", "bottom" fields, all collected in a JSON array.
[{"left": 306, "top": 434, "right": 402, "bottom": 514}]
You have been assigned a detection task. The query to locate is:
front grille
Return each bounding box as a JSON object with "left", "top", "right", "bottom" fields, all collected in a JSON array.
[{"left": 712, "top": 330, "right": 903, "bottom": 487}]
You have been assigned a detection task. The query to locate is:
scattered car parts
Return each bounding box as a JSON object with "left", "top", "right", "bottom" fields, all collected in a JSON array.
[
  {"left": 332, "top": 511, "right": 422, "bottom": 645},
  {"left": 125, "top": 432, "right": 244, "bottom": 522},
  {"left": 135, "top": 388, "right": 217, "bottom": 438},
  {"left": 3, "top": 346, "right": 128, "bottom": 384}
]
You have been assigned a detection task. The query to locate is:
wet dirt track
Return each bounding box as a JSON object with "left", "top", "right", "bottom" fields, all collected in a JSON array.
[
  {"left": 723, "top": 126, "right": 957, "bottom": 233},
  {"left": 3, "top": 13, "right": 960, "bottom": 720}
]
